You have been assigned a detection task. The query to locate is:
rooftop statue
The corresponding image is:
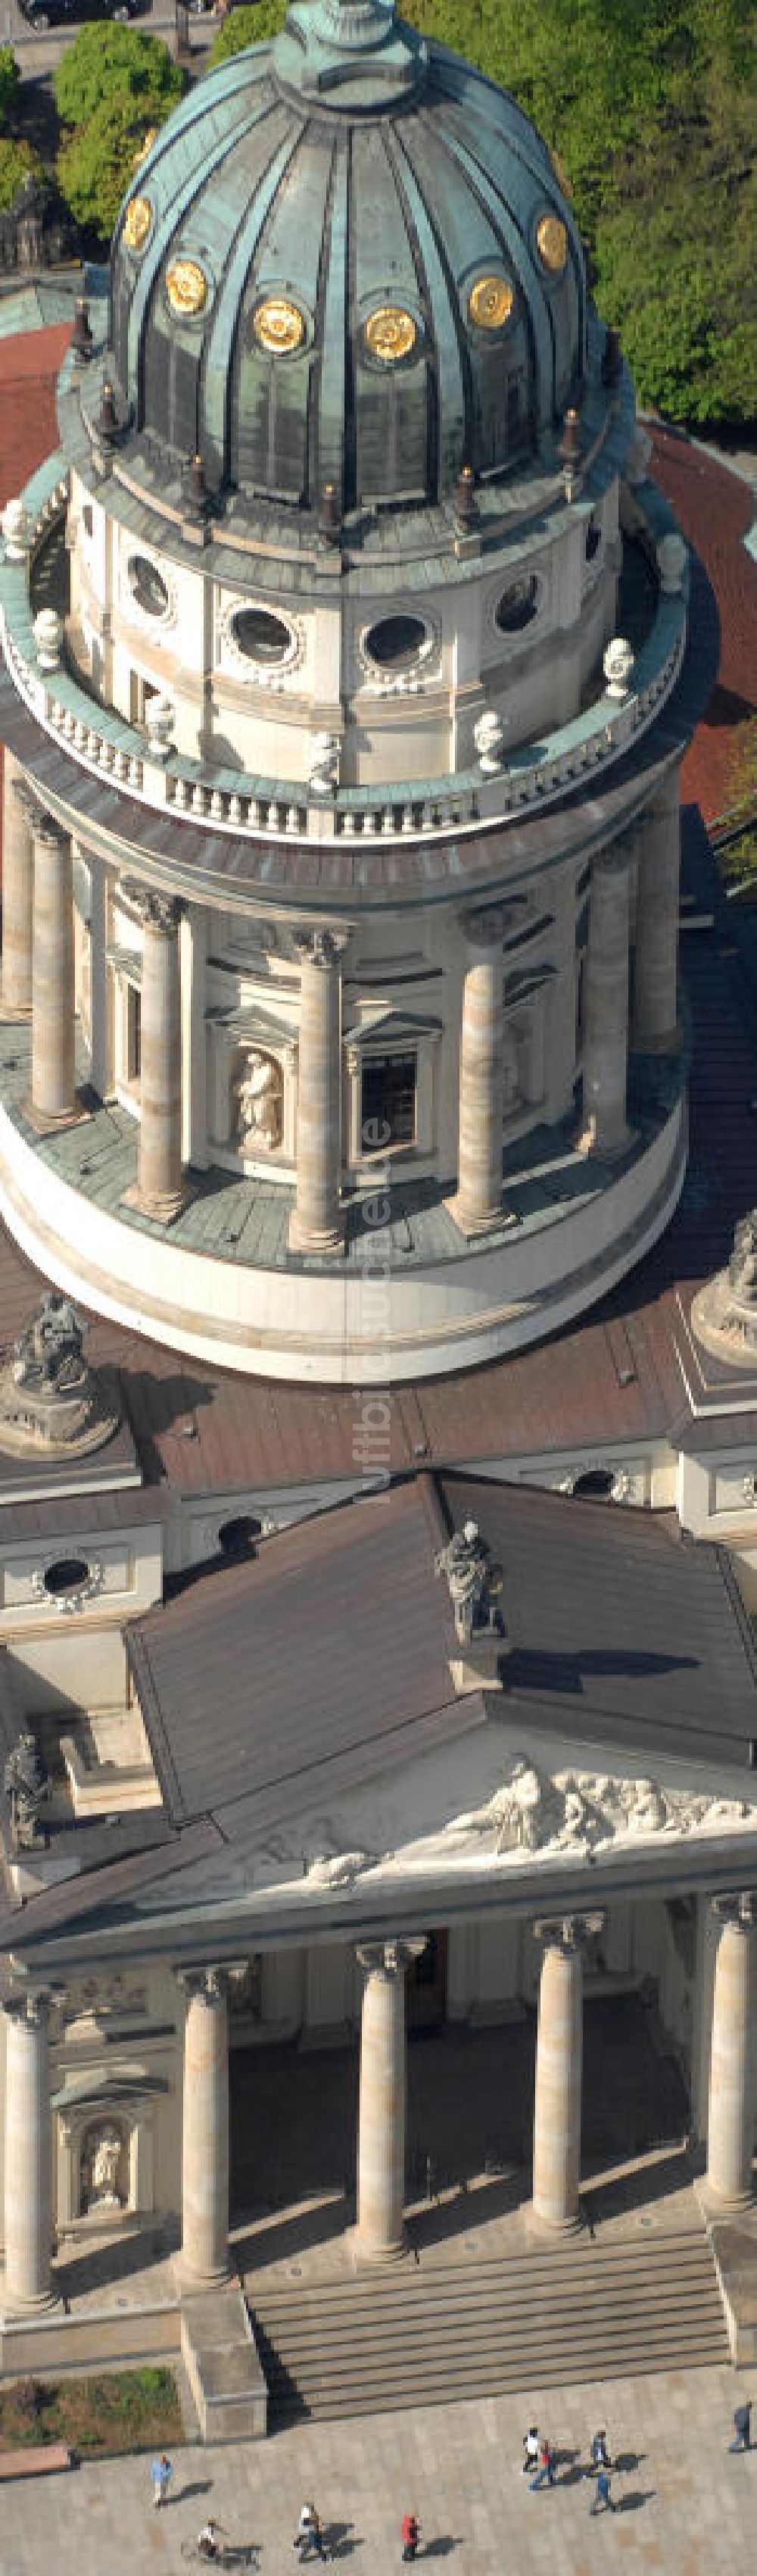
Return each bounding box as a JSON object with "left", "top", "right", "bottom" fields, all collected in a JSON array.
[{"left": 0, "top": 1293, "right": 120, "bottom": 1459}]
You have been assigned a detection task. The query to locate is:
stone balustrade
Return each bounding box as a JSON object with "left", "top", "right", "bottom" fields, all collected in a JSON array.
[{"left": 1, "top": 467, "right": 687, "bottom": 855}]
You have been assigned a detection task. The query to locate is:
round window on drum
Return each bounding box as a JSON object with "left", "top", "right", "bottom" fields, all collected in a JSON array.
[{"left": 232, "top": 609, "right": 293, "bottom": 665}]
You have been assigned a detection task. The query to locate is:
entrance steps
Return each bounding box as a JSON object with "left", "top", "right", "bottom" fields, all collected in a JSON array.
[{"left": 248, "top": 2226, "right": 729, "bottom": 2425}]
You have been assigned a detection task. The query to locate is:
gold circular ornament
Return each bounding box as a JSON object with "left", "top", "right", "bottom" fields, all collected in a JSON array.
[
  {"left": 536, "top": 214, "right": 568, "bottom": 273},
  {"left": 123, "top": 195, "right": 153, "bottom": 254},
  {"left": 165, "top": 259, "right": 208, "bottom": 319},
  {"left": 467, "top": 274, "right": 514, "bottom": 331},
  {"left": 363, "top": 305, "right": 417, "bottom": 364},
  {"left": 252, "top": 297, "right": 306, "bottom": 354},
  {"left": 132, "top": 127, "right": 157, "bottom": 173}
]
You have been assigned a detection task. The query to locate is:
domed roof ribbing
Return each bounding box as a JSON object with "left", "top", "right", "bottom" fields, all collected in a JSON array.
[{"left": 111, "top": 0, "right": 586, "bottom": 514}]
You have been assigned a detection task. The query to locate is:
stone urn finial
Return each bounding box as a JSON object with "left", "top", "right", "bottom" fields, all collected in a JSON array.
[
  {"left": 657, "top": 531, "right": 687, "bottom": 595},
  {"left": 33, "top": 608, "right": 64, "bottom": 673},
  {"left": 2, "top": 498, "right": 32, "bottom": 563},
  {"left": 603, "top": 635, "right": 634, "bottom": 700},
  {"left": 474, "top": 709, "right": 506, "bottom": 773},
  {"left": 145, "top": 692, "right": 176, "bottom": 761}
]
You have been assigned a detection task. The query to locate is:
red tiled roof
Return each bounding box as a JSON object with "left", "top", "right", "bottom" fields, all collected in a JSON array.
[{"left": 649, "top": 423, "right": 757, "bottom": 822}]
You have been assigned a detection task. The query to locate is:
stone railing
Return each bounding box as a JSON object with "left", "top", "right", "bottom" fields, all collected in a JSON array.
[{"left": 0, "top": 449, "right": 688, "bottom": 852}]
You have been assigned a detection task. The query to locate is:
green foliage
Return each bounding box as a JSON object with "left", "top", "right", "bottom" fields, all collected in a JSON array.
[
  {"left": 403, "top": 0, "right": 757, "bottom": 425},
  {"left": 0, "top": 42, "right": 20, "bottom": 126},
  {"left": 54, "top": 29, "right": 185, "bottom": 242},
  {"left": 0, "top": 136, "right": 45, "bottom": 213},
  {"left": 207, "top": 2, "right": 286, "bottom": 68},
  {"left": 54, "top": 26, "right": 185, "bottom": 131}
]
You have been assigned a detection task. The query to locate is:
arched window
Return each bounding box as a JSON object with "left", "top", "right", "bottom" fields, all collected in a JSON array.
[{"left": 572, "top": 1469, "right": 614, "bottom": 1500}]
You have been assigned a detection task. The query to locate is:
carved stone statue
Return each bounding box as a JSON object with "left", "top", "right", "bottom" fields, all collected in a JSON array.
[
  {"left": 0, "top": 1294, "right": 120, "bottom": 1459},
  {"left": 234, "top": 1049, "right": 282, "bottom": 1154},
  {"left": 4, "top": 1729, "right": 49, "bottom": 1849},
  {"left": 435, "top": 1518, "right": 501, "bottom": 1643},
  {"left": 82, "top": 2120, "right": 125, "bottom": 2215},
  {"left": 691, "top": 1208, "right": 757, "bottom": 1366}
]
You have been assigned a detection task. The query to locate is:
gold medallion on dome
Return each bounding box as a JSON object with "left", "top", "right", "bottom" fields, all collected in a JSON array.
[
  {"left": 252, "top": 296, "right": 306, "bottom": 355},
  {"left": 165, "top": 259, "right": 208, "bottom": 319},
  {"left": 468, "top": 273, "right": 514, "bottom": 331},
  {"left": 123, "top": 195, "right": 153, "bottom": 255},
  {"left": 363, "top": 306, "right": 417, "bottom": 363},
  {"left": 536, "top": 213, "right": 568, "bottom": 273},
  {"left": 132, "top": 127, "right": 157, "bottom": 173}
]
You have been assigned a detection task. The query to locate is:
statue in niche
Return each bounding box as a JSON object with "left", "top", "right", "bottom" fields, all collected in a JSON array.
[
  {"left": 234, "top": 1048, "right": 282, "bottom": 1154},
  {"left": 4, "top": 1728, "right": 49, "bottom": 1848},
  {"left": 83, "top": 2120, "right": 126, "bottom": 2213}
]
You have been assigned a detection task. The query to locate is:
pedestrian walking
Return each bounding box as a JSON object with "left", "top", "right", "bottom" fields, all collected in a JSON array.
[
  {"left": 728, "top": 2400, "right": 752, "bottom": 2452},
  {"left": 589, "top": 2428, "right": 610, "bottom": 2475},
  {"left": 590, "top": 2468, "right": 615, "bottom": 2515},
  {"left": 401, "top": 2509, "right": 421, "bottom": 2561},
  {"left": 151, "top": 2453, "right": 173, "bottom": 2509},
  {"left": 294, "top": 2501, "right": 329, "bottom": 2562},
  {"left": 522, "top": 2425, "right": 540, "bottom": 2474},
  {"left": 530, "top": 2437, "right": 556, "bottom": 2490}
]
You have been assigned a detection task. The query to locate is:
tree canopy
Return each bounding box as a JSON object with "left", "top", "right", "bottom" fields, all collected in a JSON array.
[
  {"left": 207, "top": 3, "right": 285, "bottom": 67},
  {"left": 54, "top": 27, "right": 185, "bottom": 244},
  {"left": 0, "top": 43, "right": 19, "bottom": 129},
  {"left": 0, "top": 135, "right": 45, "bottom": 215}
]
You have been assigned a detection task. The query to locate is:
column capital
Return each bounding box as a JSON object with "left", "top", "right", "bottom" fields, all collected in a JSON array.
[
  {"left": 3, "top": 1985, "right": 57, "bottom": 2028},
  {"left": 176, "top": 1962, "right": 235, "bottom": 2000},
  {"left": 461, "top": 903, "right": 506, "bottom": 948},
  {"left": 357, "top": 1937, "right": 427, "bottom": 1978},
  {"left": 533, "top": 1911, "right": 605, "bottom": 1954},
  {"left": 594, "top": 840, "right": 634, "bottom": 884},
  {"left": 294, "top": 925, "right": 350, "bottom": 969},
  {"left": 33, "top": 810, "right": 69, "bottom": 855},
  {"left": 712, "top": 1891, "right": 757, "bottom": 1928},
  {"left": 12, "top": 778, "right": 39, "bottom": 825},
  {"left": 121, "top": 879, "right": 182, "bottom": 933}
]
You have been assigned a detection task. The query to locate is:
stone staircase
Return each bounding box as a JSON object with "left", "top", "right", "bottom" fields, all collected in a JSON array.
[{"left": 248, "top": 2227, "right": 730, "bottom": 2425}]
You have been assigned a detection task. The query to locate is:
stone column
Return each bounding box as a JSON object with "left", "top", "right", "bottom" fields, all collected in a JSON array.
[
  {"left": 288, "top": 928, "right": 347, "bottom": 1255},
  {"left": 1, "top": 757, "right": 35, "bottom": 1017},
  {"left": 126, "top": 888, "right": 185, "bottom": 1221},
  {"left": 30, "top": 813, "right": 76, "bottom": 1127},
  {"left": 579, "top": 846, "right": 631, "bottom": 1156},
  {"left": 355, "top": 1937, "right": 425, "bottom": 2262},
  {"left": 3, "top": 1991, "right": 55, "bottom": 2311},
  {"left": 449, "top": 906, "right": 507, "bottom": 1235},
  {"left": 704, "top": 1894, "right": 757, "bottom": 2212},
  {"left": 632, "top": 770, "right": 681, "bottom": 1052},
  {"left": 531, "top": 1913, "right": 603, "bottom": 2231},
  {"left": 179, "top": 1967, "right": 230, "bottom": 2287}
]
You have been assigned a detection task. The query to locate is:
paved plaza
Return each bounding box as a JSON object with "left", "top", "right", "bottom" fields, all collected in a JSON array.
[{"left": 1, "top": 2363, "right": 755, "bottom": 2576}]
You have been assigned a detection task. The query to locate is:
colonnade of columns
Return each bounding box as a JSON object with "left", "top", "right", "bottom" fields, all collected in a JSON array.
[
  {"left": 5, "top": 1888, "right": 755, "bottom": 2309},
  {"left": 0, "top": 749, "right": 681, "bottom": 1244}
]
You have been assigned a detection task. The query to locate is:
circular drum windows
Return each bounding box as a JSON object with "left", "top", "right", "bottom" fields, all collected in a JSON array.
[
  {"left": 363, "top": 614, "right": 427, "bottom": 671},
  {"left": 128, "top": 554, "right": 170, "bottom": 619},
  {"left": 495, "top": 576, "right": 539, "bottom": 634},
  {"left": 231, "top": 608, "right": 294, "bottom": 665}
]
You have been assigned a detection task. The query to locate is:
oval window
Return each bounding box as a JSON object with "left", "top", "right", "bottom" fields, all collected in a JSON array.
[
  {"left": 218, "top": 1516, "right": 262, "bottom": 1559},
  {"left": 128, "top": 555, "right": 169, "bottom": 618},
  {"left": 364, "top": 614, "right": 426, "bottom": 671},
  {"left": 495, "top": 576, "right": 538, "bottom": 634},
  {"left": 232, "top": 609, "right": 292, "bottom": 664},
  {"left": 572, "top": 1470, "right": 614, "bottom": 1500},
  {"left": 43, "top": 1556, "right": 90, "bottom": 1596}
]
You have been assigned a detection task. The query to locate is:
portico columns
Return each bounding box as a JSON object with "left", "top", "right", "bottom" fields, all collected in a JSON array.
[
  {"left": 449, "top": 907, "right": 507, "bottom": 1235},
  {"left": 30, "top": 813, "right": 76, "bottom": 1127},
  {"left": 179, "top": 1967, "right": 230, "bottom": 2286},
  {"left": 125, "top": 888, "right": 185, "bottom": 1221},
  {"left": 355, "top": 1937, "right": 425, "bottom": 2262},
  {"left": 531, "top": 1913, "right": 603, "bottom": 2231},
  {"left": 704, "top": 1894, "right": 757, "bottom": 2212},
  {"left": 288, "top": 928, "right": 347, "bottom": 1255},
  {"left": 3, "top": 1991, "right": 55, "bottom": 2311},
  {"left": 632, "top": 771, "right": 681, "bottom": 1052},
  {"left": 579, "top": 846, "right": 631, "bottom": 1157},
  {"left": 1, "top": 756, "right": 35, "bottom": 1016}
]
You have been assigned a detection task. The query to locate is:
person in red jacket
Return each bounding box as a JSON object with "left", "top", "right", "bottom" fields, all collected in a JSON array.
[{"left": 401, "top": 2510, "right": 420, "bottom": 2561}]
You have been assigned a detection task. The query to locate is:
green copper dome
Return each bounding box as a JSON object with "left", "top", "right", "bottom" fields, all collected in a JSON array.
[{"left": 111, "top": 0, "right": 587, "bottom": 515}]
